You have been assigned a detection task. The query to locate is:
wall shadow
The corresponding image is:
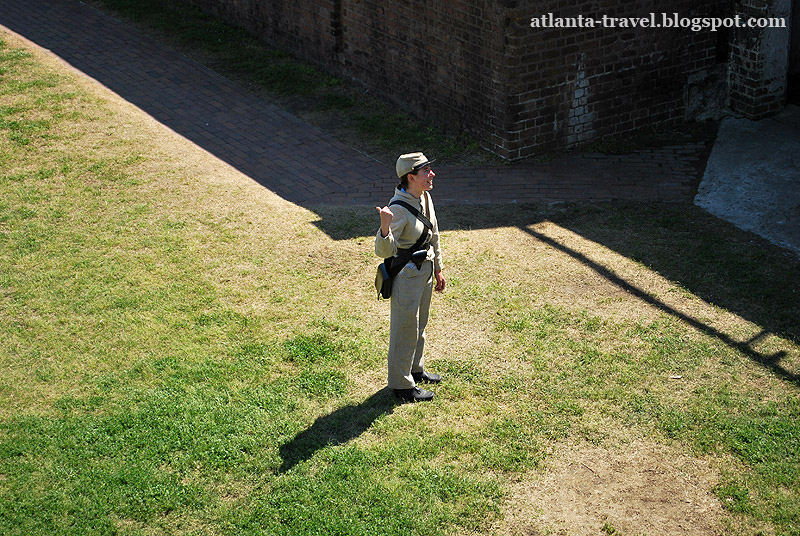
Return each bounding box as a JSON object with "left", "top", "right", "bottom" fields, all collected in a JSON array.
[
  {"left": 314, "top": 201, "right": 799, "bottom": 388},
  {"left": 517, "top": 216, "right": 798, "bottom": 387},
  {"left": 278, "top": 389, "right": 399, "bottom": 473},
  {"left": 535, "top": 203, "right": 800, "bottom": 348},
  {"left": 523, "top": 203, "right": 798, "bottom": 387},
  {"left": 0, "top": 0, "right": 391, "bottom": 206}
]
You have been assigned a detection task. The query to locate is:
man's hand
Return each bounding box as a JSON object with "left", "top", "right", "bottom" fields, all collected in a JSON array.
[
  {"left": 376, "top": 206, "right": 394, "bottom": 237},
  {"left": 434, "top": 270, "right": 446, "bottom": 293}
]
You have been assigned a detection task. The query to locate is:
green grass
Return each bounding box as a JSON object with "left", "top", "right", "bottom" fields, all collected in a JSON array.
[{"left": 2, "top": 33, "right": 800, "bottom": 536}]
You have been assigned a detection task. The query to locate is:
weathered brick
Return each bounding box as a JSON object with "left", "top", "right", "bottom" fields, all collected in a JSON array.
[{"left": 179, "top": 0, "right": 786, "bottom": 159}]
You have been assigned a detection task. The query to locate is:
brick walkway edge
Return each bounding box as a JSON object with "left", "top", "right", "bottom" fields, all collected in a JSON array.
[{"left": 0, "top": 0, "right": 709, "bottom": 207}]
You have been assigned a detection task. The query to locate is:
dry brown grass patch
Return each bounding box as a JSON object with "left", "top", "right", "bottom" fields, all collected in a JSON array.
[{"left": 491, "top": 438, "right": 728, "bottom": 536}]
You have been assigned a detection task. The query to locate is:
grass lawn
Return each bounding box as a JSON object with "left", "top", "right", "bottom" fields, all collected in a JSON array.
[{"left": 2, "top": 27, "right": 800, "bottom": 536}]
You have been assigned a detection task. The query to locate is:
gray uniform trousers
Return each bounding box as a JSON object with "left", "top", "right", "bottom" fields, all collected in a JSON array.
[{"left": 387, "top": 259, "right": 433, "bottom": 389}]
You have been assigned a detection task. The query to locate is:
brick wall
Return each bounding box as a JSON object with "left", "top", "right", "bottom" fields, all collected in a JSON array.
[
  {"left": 502, "top": 0, "right": 729, "bottom": 158},
  {"left": 180, "top": 0, "right": 742, "bottom": 159},
  {"left": 336, "top": 1, "right": 508, "bottom": 149},
  {"left": 184, "top": 0, "right": 511, "bottom": 154},
  {"left": 185, "top": 0, "right": 339, "bottom": 63},
  {"left": 729, "top": 0, "right": 792, "bottom": 118}
]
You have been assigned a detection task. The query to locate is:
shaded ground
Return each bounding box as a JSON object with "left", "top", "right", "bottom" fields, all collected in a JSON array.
[
  {"left": 0, "top": 0, "right": 710, "bottom": 209},
  {"left": 696, "top": 105, "right": 800, "bottom": 258}
]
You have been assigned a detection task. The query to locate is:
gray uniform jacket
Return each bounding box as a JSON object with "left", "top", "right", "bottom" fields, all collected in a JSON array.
[{"left": 375, "top": 188, "right": 444, "bottom": 273}]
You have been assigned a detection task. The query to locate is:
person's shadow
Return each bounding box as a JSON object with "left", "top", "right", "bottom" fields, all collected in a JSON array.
[{"left": 278, "top": 389, "right": 399, "bottom": 473}]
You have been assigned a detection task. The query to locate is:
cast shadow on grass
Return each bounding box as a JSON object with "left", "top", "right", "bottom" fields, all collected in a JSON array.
[
  {"left": 313, "top": 202, "right": 799, "bottom": 387},
  {"left": 278, "top": 389, "right": 399, "bottom": 473},
  {"left": 519, "top": 224, "right": 799, "bottom": 387}
]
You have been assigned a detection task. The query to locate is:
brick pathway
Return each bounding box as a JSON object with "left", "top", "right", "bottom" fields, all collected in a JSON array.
[{"left": 0, "top": 0, "right": 707, "bottom": 206}]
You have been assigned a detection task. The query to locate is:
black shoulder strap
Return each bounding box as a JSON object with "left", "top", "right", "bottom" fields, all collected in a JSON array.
[
  {"left": 385, "top": 199, "right": 433, "bottom": 277},
  {"left": 389, "top": 200, "right": 433, "bottom": 231}
]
